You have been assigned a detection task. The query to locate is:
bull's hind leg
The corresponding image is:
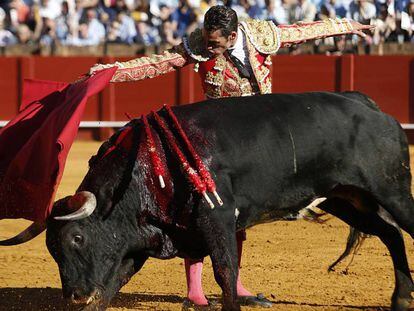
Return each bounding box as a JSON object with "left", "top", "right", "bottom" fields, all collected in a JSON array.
[{"left": 319, "top": 197, "right": 414, "bottom": 311}]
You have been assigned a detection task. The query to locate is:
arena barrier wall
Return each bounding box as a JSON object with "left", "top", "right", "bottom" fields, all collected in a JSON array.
[{"left": 0, "top": 55, "right": 413, "bottom": 140}]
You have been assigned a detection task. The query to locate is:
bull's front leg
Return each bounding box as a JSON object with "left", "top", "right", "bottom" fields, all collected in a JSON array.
[{"left": 196, "top": 188, "right": 240, "bottom": 311}]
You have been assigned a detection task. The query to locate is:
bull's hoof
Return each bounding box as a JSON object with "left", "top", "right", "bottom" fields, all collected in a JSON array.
[
  {"left": 182, "top": 298, "right": 219, "bottom": 311},
  {"left": 237, "top": 293, "right": 273, "bottom": 308}
]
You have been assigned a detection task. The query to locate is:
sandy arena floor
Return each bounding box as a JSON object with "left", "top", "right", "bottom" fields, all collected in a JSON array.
[{"left": 1, "top": 141, "right": 414, "bottom": 310}]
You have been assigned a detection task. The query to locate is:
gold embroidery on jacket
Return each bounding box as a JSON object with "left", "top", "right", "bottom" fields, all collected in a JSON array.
[
  {"left": 240, "top": 19, "right": 281, "bottom": 55},
  {"left": 205, "top": 84, "right": 222, "bottom": 98},
  {"left": 203, "top": 55, "right": 253, "bottom": 98},
  {"left": 225, "top": 63, "right": 252, "bottom": 97},
  {"left": 205, "top": 71, "right": 224, "bottom": 86},
  {"left": 204, "top": 56, "right": 226, "bottom": 97},
  {"left": 223, "top": 77, "right": 252, "bottom": 97},
  {"left": 111, "top": 50, "right": 187, "bottom": 82},
  {"left": 245, "top": 38, "right": 272, "bottom": 94},
  {"left": 205, "top": 55, "right": 226, "bottom": 87},
  {"left": 213, "top": 56, "right": 227, "bottom": 72},
  {"left": 264, "top": 55, "right": 272, "bottom": 66},
  {"left": 279, "top": 19, "right": 353, "bottom": 45}
]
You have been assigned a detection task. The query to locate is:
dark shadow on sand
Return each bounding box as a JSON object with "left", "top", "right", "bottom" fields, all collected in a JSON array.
[
  {"left": 0, "top": 287, "right": 183, "bottom": 310},
  {"left": 0, "top": 287, "right": 392, "bottom": 310}
]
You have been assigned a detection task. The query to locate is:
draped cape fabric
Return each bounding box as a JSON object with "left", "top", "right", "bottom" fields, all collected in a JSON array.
[{"left": 0, "top": 68, "right": 116, "bottom": 222}]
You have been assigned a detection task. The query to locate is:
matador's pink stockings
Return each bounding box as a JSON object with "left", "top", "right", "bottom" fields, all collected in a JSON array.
[{"left": 184, "top": 232, "right": 253, "bottom": 305}]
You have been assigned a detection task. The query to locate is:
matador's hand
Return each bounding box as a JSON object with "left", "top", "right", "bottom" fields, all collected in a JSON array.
[
  {"left": 88, "top": 63, "right": 107, "bottom": 76},
  {"left": 349, "top": 20, "right": 375, "bottom": 37},
  {"left": 73, "top": 63, "right": 113, "bottom": 83}
]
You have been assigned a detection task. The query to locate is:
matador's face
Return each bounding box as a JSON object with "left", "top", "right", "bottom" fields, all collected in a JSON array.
[{"left": 202, "top": 28, "right": 237, "bottom": 58}]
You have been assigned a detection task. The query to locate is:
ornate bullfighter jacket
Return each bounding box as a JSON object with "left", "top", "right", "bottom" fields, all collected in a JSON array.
[{"left": 95, "top": 18, "right": 354, "bottom": 98}]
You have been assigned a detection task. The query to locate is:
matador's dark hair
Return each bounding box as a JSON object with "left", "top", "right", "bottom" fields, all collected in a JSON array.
[{"left": 204, "top": 5, "right": 238, "bottom": 37}]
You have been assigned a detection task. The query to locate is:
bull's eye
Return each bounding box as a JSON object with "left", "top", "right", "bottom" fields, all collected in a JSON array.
[{"left": 72, "top": 234, "right": 84, "bottom": 246}]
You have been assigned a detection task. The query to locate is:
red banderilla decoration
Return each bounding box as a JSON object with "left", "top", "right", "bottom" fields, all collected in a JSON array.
[
  {"left": 164, "top": 105, "right": 223, "bottom": 206},
  {"left": 142, "top": 114, "right": 166, "bottom": 188},
  {"left": 151, "top": 111, "right": 215, "bottom": 209}
]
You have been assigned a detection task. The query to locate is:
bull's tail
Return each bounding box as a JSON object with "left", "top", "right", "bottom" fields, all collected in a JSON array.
[
  {"left": 300, "top": 200, "right": 369, "bottom": 272},
  {"left": 328, "top": 227, "right": 368, "bottom": 273}
]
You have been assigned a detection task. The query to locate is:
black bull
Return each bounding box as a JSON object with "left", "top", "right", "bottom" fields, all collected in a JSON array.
[{"left": 43, "top": 91, "right": 414, "bottom": 310}]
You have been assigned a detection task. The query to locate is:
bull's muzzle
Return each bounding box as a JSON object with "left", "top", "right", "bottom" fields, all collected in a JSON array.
[{"left": 69, "top": 287, "right": 102, "bottom": 306}]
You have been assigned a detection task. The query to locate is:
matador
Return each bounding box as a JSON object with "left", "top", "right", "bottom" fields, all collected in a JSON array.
[{"left": 89, "top": 5, "right": 373, "bottom": 308}]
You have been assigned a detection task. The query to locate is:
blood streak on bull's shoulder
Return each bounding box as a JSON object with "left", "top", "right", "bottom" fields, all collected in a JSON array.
[
  {"left": 137, "top": 118, "right": 174, "bottom": 224},
  {"left": 98, "top": 118, "right": 174, "bottom": 223},
  {"left": 164, "top": 105, "right": 223, "bottom": 206}
]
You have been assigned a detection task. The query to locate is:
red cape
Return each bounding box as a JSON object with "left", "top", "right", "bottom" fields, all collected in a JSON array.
[{"left": 0, "top": 68, "right": 117, "bottom": 222}]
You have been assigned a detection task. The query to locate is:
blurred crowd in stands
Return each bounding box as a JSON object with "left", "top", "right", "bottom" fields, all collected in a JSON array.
[{"left": 0, "top": 0, "right": 413, "bottom": 53}]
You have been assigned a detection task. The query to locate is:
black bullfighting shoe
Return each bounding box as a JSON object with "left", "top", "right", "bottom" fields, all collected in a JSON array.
[
  {"left": 182, "top": 298, "right": 219, "bottom": 311},
  {"left": 237, "top": 293, "right": 273, "bottom": 308}
]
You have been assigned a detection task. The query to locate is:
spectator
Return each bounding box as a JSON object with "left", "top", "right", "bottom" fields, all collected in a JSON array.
[
  {"left": 158, "top": 3, "right": 180, "bottom": 44},
  {"left": 113, "top": 0, "right": 130, "bottom": 13},
  {"left": 330, "top": 0, "right": 352, "bottom": 17},
  {"left": 0, "top": 0, "right": 412, "bottom": 51},
  {"left": 349, "top": 0, "right": 377, "bottom": 23},
  {"left": 130, "top": 0, "right": 159, "bottom": 45},
  {"left": 290, "top": 0, "right": 317, "bottom": 22},
  {"left": 9, "top": 0, "right": 30, "bottom": 28},
  {"left": 264, "top": 0, "right": 290, "bottom": 24},
  {"left": 241, "top": 0, "right": 267, "bottom": 19},
  {"left": 16, "top": 22, "right": 33, "bottom": 42},
  {"left": 227, "top": 0, "right": 250, "bottom": 19},
  {"left": 372, "top": 2, "right": 397, "bottom": 43},
  {"left": 170, "top": 0, "right": 197, "bottom": 37},
  {"left": 38, "top": 0, "right": 61, "bottom": 20},
  {"left": 394, "top": 0, "right": 409, "bottom": 13},
  {"left": 65, "top": 7, "right": 105, "bottom": 45},
  {"left": 39, "top": 16, "right": 56, "bottom": 45},
  {"left": 0, "top": 6, "right": 18, "bottom": 46},
  {"left": 149, "top": 0, "right": 178, "bottom": 19},
  {"left": 100, "top": 0, "right": 116, "bottom": 22},
  {"left": 318, "top": 1, "right": 336, "bottom": 19},
  {"left": 55, "top": 1, "right": 74, "bottom": 41},
  {"left": 401, "top": 0, "right": 414, "bottom": 39},
  {"left": 107, "top": 11, "right": 136, "bottom": 43}
]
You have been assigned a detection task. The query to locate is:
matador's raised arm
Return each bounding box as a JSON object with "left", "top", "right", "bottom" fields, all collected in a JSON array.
[
  {"left": 240, "top": 18, "right": 370, "bottom": 53},
  {"left": 89, "top": 45, "right": 190, "bottom": 83},
  {"left": 89, "top": 18, "right": 372, "bottom": 83},
  {"left": 88, "top": 29, "right": 209, "bottom": 83},
  {"left": 277, "top": 18, "right": 364, "bottom": 47}
]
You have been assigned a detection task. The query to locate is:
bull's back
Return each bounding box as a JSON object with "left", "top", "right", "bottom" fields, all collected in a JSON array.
[
  {"left": 173, "top": 92, "right": 407, "bottom": 227},
  {"left": 175, "top": 91, "right": 401, "bottom": 168}
]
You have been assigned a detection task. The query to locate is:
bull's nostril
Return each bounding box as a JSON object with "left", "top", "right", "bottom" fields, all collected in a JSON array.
[
  {"left": 71, "top": 289, "right": 83, "bottom": 302},
  {"left": 69, "top": 287, "right": 100, "bottom": 305}
]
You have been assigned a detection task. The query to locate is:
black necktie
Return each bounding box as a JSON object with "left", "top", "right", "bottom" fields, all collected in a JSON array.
[{"left": 227, "top": 52, "right": 251, "bottom": 80}]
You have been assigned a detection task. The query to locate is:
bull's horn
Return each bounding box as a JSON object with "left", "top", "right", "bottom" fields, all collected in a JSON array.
[
  {"left": 54, "top": 191, "right": 97, "bottom": 221},
  {"left": 0, "top": 221, "right": 46, "bottom": 246}
]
